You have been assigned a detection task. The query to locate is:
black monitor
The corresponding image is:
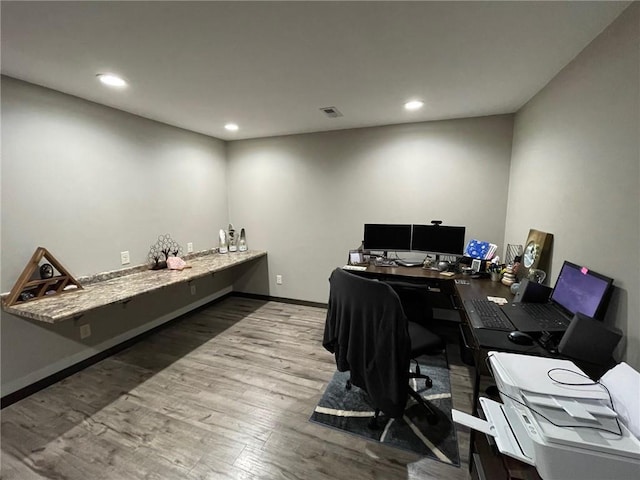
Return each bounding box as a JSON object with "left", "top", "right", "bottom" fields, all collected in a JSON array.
[
  {"left": 550, "top": 261, "right": 614, "bottom": 320},
  {"left": 363, "top": 224, "right": 412, "bottom": 252},
  {"left": 411, "top": 225, "right": 466, "bottom": 256}
]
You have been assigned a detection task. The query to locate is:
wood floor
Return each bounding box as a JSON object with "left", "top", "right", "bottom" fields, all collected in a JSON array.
[{"left": 1, "top": 297, "right": 475, "bottom": 479}]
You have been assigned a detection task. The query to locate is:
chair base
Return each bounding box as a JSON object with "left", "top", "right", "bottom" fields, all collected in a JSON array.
[{"left": 345, "top": 374, "right": 439, "bottom": 428}]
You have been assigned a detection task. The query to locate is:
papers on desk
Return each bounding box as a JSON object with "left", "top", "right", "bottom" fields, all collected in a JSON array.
[
  {"left": 601, "top": 362, "right": 640, "bottom": 438},
  {"left": 487, "top": 296, "right": 508, "bottom": 305}
]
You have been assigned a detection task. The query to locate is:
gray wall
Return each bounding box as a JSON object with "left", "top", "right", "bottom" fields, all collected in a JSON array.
[
  {"left": 227, "top": 116, "right": 515, "bottom": 303},
  {"left": 505, "top": 3, "right": 639, "bottom": 368},
  {"left": 1, "top": 77, "right": 232, "bottom": 394}
]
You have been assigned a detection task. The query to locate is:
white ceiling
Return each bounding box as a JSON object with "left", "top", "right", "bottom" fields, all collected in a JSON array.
[{"left": 1, "top": 1, "right": 631, "bottom": 141}]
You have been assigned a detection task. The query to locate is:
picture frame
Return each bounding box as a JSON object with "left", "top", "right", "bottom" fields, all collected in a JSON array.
[{"left": 348, "top": 250, "right": 365, "bottom": 265}]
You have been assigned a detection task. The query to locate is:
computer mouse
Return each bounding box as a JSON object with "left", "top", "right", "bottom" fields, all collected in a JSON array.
[{"left": 507, "top": 330, "right": 534, "bottom": 346}]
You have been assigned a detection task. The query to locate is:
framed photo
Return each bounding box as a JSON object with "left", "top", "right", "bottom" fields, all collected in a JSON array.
[{"left": 348, "top": 250, "right": 365, "bottom": 265}]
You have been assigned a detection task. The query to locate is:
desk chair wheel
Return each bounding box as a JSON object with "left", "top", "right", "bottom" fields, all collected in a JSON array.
[
  {"left": 410, "top": 360, "right": 434, "bottom": 389},
  {"left": 408, "top": 387, "right": 439, "bottom": 426},
  {"left": 368, "top": 408, "right": 381, "bottom": 430}
]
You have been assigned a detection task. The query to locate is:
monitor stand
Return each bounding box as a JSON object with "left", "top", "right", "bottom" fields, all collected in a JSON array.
[{"left": 373, "top": 252, "right": 396, "bottom": 267}]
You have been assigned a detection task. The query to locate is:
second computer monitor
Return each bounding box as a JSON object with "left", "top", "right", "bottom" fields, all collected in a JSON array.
[
  {"left": 411, "top": 224, "right": 466, "bottom": 256},
  {"left": 363, "top": 224, "right": 412, "bottom": 252}
]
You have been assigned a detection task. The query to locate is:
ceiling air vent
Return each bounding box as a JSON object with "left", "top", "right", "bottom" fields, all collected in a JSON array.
[{"left": 320, "top": 106, "right": 343, "bottom": 118}]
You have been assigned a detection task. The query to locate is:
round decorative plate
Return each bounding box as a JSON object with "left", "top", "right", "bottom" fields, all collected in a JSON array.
[{"left": 523, "top": 241, "right": 539, "bottom": 268}]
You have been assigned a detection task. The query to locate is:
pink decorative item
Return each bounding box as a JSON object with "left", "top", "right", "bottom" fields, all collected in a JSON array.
[{"left": 166, "top": 256, "right": 187, "bottom": 271}]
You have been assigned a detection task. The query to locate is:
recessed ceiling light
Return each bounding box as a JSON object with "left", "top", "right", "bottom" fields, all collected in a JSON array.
[
  {"left": 96, "top": 73, "right": 127, "bottom": 88},
  {"left": 404, "top": 100, "right": 424, "bottom": 111},
  {"left": 225, "top": 123, "right": 239, "bottom": 131}
]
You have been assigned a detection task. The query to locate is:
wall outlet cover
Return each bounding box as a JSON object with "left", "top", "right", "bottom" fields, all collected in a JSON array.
[{"left": 80, "top": 324, "right": 91, "bottom": 339}]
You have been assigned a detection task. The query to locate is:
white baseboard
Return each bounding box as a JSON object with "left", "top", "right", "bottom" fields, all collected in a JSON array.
[{"left": 1, "top": 286, "right": 232, "bottom": 397}]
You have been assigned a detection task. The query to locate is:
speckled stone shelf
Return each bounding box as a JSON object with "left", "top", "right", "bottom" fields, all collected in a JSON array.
[{"left": 2, "top": 250, "right": 267, "bottom": 324}]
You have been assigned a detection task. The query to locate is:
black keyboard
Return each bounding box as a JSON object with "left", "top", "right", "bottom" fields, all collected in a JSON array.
[
  {"left": 520, "top": 303, "right": 570, "bottom": 330},
  {"left": 464, "top": 299, "right": 513, "bottom": 330}
]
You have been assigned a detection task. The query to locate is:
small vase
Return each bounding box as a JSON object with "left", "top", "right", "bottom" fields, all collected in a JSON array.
[
  {"left": 238, "top": 228, "right": 247, "bottom": 252},
  {"left": 218, "top": 229, "right": 228, "bottom": 254}
]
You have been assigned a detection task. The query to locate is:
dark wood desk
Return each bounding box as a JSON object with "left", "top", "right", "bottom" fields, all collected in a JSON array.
[
  {"left": 454, "top": 278, "right": 549, "bottom": 410},
  {"left": 354, "top": 264, "right": 460, "bottom": 310}
]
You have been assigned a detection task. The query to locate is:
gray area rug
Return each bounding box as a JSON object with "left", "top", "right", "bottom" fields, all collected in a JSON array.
[{"left": 310, "top": 353, "right": 460, "bottom": 466}]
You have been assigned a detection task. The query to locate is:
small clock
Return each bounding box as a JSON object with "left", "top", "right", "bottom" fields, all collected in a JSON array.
[
  {"left": 523, "top": 241, "right": 540, "bottom": 268},
  {"left": 520, "top": 229, "right": 553, "bottom": 281},
  {"left": 39, "top": 263, "right": 54, "bottom": 279}
]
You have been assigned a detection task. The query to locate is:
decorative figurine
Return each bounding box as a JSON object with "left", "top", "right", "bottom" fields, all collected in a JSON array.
[
  {"left": 147, "top": 234, "right": 183, "bottom": 269},
  {"left": 238, "top": 228, "right": 247, "bottom": 252},
  {"left": 228, "top": 224, "right": 237, "bottom": 252},
  {"left": 218, "top": 229, "right": 228, "bottom": 254},
  {"left": 39, "top": 263, "right": 54, "bottom": 279},
  {"left": 501, "top": 264, "right": 517, "bottom": 287}
]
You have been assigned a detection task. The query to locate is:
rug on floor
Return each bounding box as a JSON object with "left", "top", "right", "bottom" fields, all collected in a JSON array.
[{"left": 310, "top": 352, "right": 460, "bottom": 466}]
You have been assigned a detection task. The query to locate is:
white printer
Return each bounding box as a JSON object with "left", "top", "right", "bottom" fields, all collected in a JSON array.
[{"left": 453, "top": 352, "right": 640, "bottom": 480}]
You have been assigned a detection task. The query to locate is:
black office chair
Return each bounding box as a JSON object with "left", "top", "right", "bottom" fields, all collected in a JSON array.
[
  {"left": 323, "top": 268, "right": 439, "bottom": 428},
  {"left": 384, "top": 280, "right": 445, "bottom": 387}
]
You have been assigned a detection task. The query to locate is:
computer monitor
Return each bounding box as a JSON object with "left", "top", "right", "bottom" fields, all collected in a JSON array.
[
  {"left": 363, "top": 224, "right": 412, "bottom": 252},
  {"left": 550, "top": 261, "right": 613, "bottom": 320},
  {"left": 410, "top": 225, "right": 466, "bottom": 256}
]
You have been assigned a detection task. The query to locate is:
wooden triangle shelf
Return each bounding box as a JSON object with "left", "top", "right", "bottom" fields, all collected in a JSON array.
[{"left": 3, "top": 247, "right": 83, "bottom": 307}]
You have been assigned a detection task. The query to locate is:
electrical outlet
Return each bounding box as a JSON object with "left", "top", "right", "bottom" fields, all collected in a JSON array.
[
  {"left": 276, "top": 275, "right": 283, "bottom": 285},
  {"left": 190, "top": 284, "right": 197, "bottom": 295},
  {"left": 120, "top": 251, "right": 130, "bottom": 265},
  {"left": 80, "top": 324, "right": 91, "bottom": 339},
  {"left": 187, "top": 242, "right": 193, "bottom": 253}
]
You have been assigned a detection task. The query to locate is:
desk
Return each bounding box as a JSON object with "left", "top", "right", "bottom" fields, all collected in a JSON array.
[
  {"left": 354, "top": 264, "right": 460, "bottom": 310},
  {"left": 454, "top": 279, "right": 549, "bottom": 411},
  {"left": 454, "top": 278, "right": 611, "bottom": 480},
  {"left": 2, "top": 250, "right": 267, "bottom": 323}
]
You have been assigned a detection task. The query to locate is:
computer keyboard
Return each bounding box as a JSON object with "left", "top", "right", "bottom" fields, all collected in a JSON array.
[
  {"left": 464, "top": 299, "right": 514, "bottom": 330},
  {"left": 520, "top": 303, "right": 570, "bottom": 329},
  {"left": 342, "top": 265, "right": 367, "bottom": 271}
]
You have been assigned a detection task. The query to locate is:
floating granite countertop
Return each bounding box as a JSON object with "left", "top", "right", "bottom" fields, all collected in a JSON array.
[{"left": 3, "top": 250, "right": 267, "bottom": 324}]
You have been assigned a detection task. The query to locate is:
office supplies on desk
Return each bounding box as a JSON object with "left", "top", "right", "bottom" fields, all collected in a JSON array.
[
  {"left": 453, "top": 352, "right": 640, "bottom": 480},
  {"left": 464, "top": 239, "right": 497, "bottom": 260}
]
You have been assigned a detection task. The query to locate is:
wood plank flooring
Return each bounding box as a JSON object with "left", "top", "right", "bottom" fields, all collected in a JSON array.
[{"left": 1, "top": 297, "right": 475, "bottom": 479}]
